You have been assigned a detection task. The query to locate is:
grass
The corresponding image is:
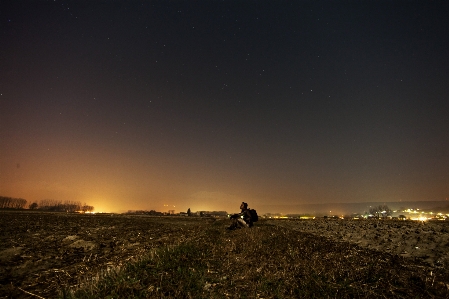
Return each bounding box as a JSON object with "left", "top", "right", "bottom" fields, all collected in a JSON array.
[{"left": 64, "top": 219, "right": 449, "bottom": 298}]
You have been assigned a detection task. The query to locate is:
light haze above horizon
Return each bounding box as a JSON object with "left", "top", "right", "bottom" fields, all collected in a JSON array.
[{"left": 1, "top": 1, "right": 448, "bottom": 214}]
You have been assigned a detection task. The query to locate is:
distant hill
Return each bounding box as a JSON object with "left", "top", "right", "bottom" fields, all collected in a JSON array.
[{"left": 259, "top": 201, "right": 449, "bottom": 216}]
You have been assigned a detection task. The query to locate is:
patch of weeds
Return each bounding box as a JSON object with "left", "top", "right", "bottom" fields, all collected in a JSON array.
[
  {"left": 204, "top": 226, "right": 224, "bottom": 246},
  {"left": 257, "top": 277, "right": 290, "bottom": 297},
  {"left": 67, "top": 242, "right": 212, "bottom": 298}
]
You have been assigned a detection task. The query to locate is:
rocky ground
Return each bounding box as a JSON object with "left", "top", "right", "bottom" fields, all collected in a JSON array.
[{"left": 267, "top": 218, "right": 449, "bottom": 268}]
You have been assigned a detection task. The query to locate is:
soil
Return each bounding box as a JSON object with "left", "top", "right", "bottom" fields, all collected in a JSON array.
[
  {"left": 268, "top": 218, "right": 449, "bottom": 268},
  {"left": 2, "top": 211, "right": 449, "bottom": 298},
  {"left": 0, "top": 211, "right": 210, "bottom": 298}
]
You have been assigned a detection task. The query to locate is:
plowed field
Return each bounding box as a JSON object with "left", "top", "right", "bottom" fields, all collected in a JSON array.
[{"left": 0, "top": 211, "right": 209, "bottom": 298}]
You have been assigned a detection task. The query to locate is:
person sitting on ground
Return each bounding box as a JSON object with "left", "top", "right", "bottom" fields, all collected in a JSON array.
[{"left": 228, "top": 202, "right": 253, "bottom": 229}]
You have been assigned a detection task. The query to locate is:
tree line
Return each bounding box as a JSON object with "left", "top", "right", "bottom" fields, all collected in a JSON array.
[
  {"left": 35, "top": 199, "right": 94, "bottom": 212},
  {"left": 0, "top": 196, "right": 27, "bottom": 209},
  {"left": 0, "top": 196, "right": 94, "bottom": 212}
]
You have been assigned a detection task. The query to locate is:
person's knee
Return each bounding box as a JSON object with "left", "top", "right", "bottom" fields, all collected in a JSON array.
[{"left": 237, "top": 218, "right": 248, "bottom": 227}]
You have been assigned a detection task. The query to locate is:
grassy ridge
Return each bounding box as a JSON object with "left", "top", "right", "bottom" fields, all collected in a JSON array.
[{"left": 66, "top": 220, "right": 449, "bottom": 298}]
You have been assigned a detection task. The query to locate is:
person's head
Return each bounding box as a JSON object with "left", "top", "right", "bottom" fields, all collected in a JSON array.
[{"left": 240, "top": 202, "right": 248, "bottom": 210}]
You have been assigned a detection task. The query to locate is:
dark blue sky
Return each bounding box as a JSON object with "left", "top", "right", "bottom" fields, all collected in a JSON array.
[{"left": 1, "top": 1, "right": 448, "bottom": 213}]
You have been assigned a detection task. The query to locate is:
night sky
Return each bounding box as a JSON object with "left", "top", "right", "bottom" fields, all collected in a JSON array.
[{"left": 1, "top": 1, "right": 448, "bottom": 214}]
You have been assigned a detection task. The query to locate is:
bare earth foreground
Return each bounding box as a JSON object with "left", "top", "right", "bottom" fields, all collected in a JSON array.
[
  {"left": 1, "top": 211, "right": 449, "bottom": 298},
  {"left": 267, "top": 218, "right": 449, "bottom": 268},
  {"left": 0, "top": 211, "right": 209, "bottom": 298}
]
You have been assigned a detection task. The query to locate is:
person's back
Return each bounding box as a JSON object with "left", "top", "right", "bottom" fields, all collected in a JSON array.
[{"left": 241, "top": 205, "right": 253, "bottom": 227}]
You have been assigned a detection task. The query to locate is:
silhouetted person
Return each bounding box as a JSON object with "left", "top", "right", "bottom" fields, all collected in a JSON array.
[{"left": 228, "top": 202, "right": 253, "bottom": 229}]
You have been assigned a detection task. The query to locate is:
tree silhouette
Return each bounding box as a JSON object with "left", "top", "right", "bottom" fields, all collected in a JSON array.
[
  {"left": 187, "top": 208, "right": 191, "bottom": 216},
  {"left": 0, "top": 196, "right": 27, "bottom": 209},
  {"left": 369, "top": 205, "right": 392, "bottom": 218}
]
